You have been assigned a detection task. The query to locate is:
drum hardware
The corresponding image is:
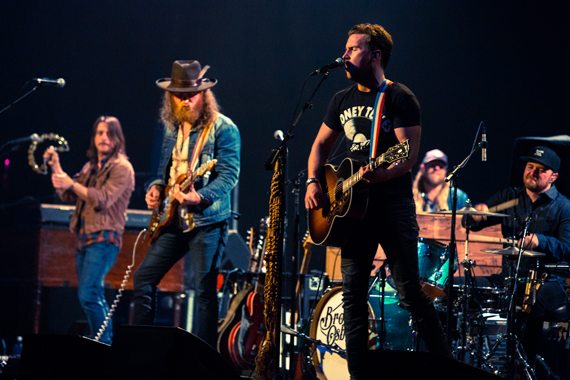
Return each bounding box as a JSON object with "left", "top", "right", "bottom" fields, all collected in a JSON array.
[
  {"left": 369, "top": 261, "right": 389, "bottom": 349},
  {"left": 501, "top": 214, "right": 537, "bottom": 380},
  {"left": 281, "top": 324, "right": 346, "bottom": 358},
  {"left": 521, "top": 268, "right": 548, "bottom": 314},
  {"left": 432, "top": 204, "right": 509, "bottom": 218},
  {"left": 482, "top": 246, "right": 545, "bottom": 258}
]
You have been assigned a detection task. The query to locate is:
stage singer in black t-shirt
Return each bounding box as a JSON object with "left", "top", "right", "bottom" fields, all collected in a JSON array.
[{"left": 305, "top": 23, "right": 452, "bottom": 379}]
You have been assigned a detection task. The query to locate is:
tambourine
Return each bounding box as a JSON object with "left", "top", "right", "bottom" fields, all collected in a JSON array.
[{"left": 28, "top": 133, "right": 70, "bottom": 175}]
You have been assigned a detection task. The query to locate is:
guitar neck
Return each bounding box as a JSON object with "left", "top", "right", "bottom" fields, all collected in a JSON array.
[
  {"left": 180, "top": 172, "right": 198, "bottom": 192},
  {"left": 341, "top": 154, "right": 386, "bottom": 193}
]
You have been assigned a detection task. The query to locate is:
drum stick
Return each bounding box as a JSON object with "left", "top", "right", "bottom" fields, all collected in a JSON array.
[
  {"left": 460, "top": 236, "right": 514, "bottom": 244},
  {"left": 488, "top": 199, "right": 518, "bottom": 213}
]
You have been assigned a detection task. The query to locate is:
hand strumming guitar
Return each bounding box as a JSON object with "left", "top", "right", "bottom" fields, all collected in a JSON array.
[
  {"left": 305, "top": 182, "right": 323, "bottom": 210},
  {"left": 172, "top": 182, "right": 202, "bottom": 206}
]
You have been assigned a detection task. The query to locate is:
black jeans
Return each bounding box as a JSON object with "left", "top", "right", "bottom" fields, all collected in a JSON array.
[
  {"left": 133, "top": 220, "right": 228, "bottom": 348},
  {"left": 341, "top": 198, "right": 451, "bottom": 379}
]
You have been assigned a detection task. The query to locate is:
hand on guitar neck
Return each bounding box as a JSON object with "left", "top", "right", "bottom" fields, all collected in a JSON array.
[{"left": 172, "top": 182, "right": 202, "bottom": 206}]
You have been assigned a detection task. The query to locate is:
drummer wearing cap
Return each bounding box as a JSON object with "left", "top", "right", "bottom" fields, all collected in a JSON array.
[
  {"left": 132, "top": 60, "right": 241, "bottom": 348},
  {"left": 413, "top": 149, "right": 470, "bottom": 213},
  {"left": 467, "top": 145, "right": 570, "bottom": 369}
]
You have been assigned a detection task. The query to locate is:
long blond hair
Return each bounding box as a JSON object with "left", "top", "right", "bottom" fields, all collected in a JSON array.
[{"left": 412, "top": 170, "right": 450, "bottom": 212}]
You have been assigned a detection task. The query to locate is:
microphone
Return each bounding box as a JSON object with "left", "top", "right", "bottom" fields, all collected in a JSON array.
[
  {"left": 481, "top": 122, "right": 487, "bottom": 162},
  {"left": 7, "top": 133, "right": 41, "bottom": 145},
  {"left": 274, "top": 130, "right": 284, "bottom": 141},
  {"left": 311, "top": 58, "right": 345, "bottom": 76},
  {"left": 33, "top": 78, "right": 66, "bottom": 88}
]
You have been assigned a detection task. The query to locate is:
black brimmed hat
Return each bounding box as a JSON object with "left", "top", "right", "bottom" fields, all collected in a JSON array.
[{"left": 156, "top": 60, "right": 217, "bottom": 93}]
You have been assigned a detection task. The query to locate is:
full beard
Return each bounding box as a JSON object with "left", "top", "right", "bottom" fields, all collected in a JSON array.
[{"left": 174, "top": 105, "right": 201, "bottom": 125}]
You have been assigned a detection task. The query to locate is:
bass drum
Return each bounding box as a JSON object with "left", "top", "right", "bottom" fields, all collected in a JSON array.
[{"left": 309, "top": 285, "right": 411, "bottom": 380}]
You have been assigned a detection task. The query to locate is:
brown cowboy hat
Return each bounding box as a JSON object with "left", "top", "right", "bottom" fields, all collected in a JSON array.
[{"left": 156, "top": 60, "right": 217, "bottom": 92}]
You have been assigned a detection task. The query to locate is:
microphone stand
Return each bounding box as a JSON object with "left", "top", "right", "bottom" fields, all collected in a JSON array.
[
  {"left": 0, "top": 84, "right": 41, "bottom": 115},
  {"left": 444, "top": 139, "right": 486, "bottom": 347},
  {"left": 262, "top": 71, "right": 332, "bottom": 378}
]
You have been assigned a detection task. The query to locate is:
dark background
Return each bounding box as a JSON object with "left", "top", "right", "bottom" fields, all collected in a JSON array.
[{"left": 1, "top": 1, "right": 569, "bottom": 247}]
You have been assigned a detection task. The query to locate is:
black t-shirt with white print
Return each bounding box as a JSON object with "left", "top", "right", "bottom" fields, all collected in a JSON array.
[{"left": 323, "top": 82, "right": 421, "bottom": 200}]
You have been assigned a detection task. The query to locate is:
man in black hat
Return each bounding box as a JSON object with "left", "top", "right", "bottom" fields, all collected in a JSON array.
[
  {"left": 133, "top": 60, "right": 241, "bottom": 348},
  {"left": 468, "top": 145, "right": 570, "bottom": 370}
]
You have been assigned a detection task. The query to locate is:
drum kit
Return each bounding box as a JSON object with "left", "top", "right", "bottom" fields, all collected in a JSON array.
[{"left": 285, "top": 206, "right": 555, "bottom": 380}]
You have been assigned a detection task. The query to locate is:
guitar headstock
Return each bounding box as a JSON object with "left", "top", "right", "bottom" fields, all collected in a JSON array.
[
  {"left": 195, "top": 159, "right": 217, "bottom": 177},
  {"left": 374, "top": 140, "right": 409, "bottom": 168}
]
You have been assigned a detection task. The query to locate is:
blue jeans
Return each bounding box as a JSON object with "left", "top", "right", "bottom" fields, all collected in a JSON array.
[
  {"left": 76, "top": 241, "right": 120, "bottom": 344},
  {"left": 341, "top": 198, "right": 450, "bottom": 379},
  {"left": 133, "top": 219, "right": 228, "bottom": 348}
]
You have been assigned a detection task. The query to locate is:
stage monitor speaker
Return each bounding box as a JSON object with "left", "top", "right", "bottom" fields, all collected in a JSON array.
[
  {"left": 366, "top": 350, "right": 503, "bottom": 379},
  {"left": 19, "top": 334, "right": 110, "bottom": 380},
  {"left": 104, "top": 325, "right": 240, "bottom": 380}
]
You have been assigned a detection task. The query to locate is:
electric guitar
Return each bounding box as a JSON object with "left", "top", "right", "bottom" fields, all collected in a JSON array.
[
  {"left": 218, "top": 219, "right": 267, "bottom": 369},
  {"left": 307, "top": 140, "right": 410, "bottom": 247},
  {"left": 144, "top": 159, "right": 217, "bottom": 244}
]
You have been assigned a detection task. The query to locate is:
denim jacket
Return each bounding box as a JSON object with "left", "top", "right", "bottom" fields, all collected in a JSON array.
[{"left": 145, "top": 114, "right": 241, "bottom": 227}]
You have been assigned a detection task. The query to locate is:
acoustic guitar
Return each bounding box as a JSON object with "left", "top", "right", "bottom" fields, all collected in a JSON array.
[{"left": 307, "top": 140, "right": 409, "bottom": 247}]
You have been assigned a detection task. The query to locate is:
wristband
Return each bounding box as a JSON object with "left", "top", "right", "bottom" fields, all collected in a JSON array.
[{"left": 306, "top": 178, "right": 319, "bottom": 187}]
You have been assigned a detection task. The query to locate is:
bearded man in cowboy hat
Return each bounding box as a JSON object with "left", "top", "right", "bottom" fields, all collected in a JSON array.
[
  {"left": 467, "top": 145, "right": 570, "bottom": 372},
  {"left": 133, "top": 60, "right": 241, "bottom": 348}
]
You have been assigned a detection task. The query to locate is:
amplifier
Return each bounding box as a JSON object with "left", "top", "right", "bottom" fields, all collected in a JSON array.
[{"left": 40, "top": 204, "right": 151, "bottom": 229}]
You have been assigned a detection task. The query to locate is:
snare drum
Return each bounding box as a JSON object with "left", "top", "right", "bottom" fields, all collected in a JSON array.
[
  {"left": 417, "top": 238, "right": 450, "bottom": 299},
  {"left": 436, "top": 285, "right": 508, "bottom": 315},
  {"left": 309, "top": 286, "right": 411, "bottom": 380}
]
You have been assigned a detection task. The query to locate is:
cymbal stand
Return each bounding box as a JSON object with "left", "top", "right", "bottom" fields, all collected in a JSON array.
[
  {"left": 504, "top": 214, "right": 537, "bottom": 380},
  {"left": 457, "top": 216, "right": 476, "bottom": 362}
]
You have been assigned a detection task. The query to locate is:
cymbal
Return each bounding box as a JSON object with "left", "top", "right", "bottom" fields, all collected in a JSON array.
[
  {"left": 481, "top": 247, "right": 545, "bottom": 257},
  {"left": 431, "top": 205, "right": 508, "bottom": 217}
]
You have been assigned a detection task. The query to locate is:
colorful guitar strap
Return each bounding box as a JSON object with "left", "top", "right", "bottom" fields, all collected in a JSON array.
[
  {"left": 187, "top": 120, "right": 214, "bottom": 176},
  {"left": 369, "top": 79, "right": 392, "bottom": 161}
]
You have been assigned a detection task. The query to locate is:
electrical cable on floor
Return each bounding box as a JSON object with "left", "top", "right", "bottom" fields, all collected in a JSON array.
[{"left": 94, "top": 228, "right": 146, "bottom": 342}]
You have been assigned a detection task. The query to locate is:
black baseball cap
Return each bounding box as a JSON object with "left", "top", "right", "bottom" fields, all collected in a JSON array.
[{"left": 520, "top": 146, "right": 561, "bottom": 173}]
